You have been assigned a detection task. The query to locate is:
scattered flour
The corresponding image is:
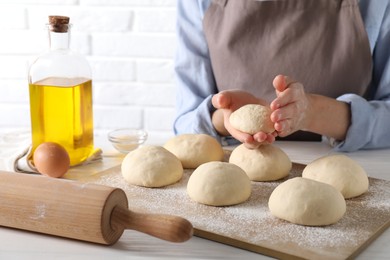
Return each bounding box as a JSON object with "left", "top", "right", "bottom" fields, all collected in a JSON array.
[{"left": 85, "top": 163, "right": 390, "bottom": 259}]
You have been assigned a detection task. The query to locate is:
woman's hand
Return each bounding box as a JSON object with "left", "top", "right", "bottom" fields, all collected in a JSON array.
[
  {"left": 211, "top": 90, "right": 276, "bottom": 149},
  {"left": 270, "top": 75, "right": 310, "bottom": 137}
]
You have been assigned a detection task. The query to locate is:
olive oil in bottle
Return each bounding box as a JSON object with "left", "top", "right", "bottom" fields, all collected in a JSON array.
[{"left": 28, "top": 16, "right": 95, "bottom": 166}]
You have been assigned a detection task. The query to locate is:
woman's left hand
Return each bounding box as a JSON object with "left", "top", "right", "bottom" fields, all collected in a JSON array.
[
  {"left": 270, "top": 75, "right": 310, "bottom": 137},
  {"left": 212, "top": 90, "right": 276, "bottom": 149}
]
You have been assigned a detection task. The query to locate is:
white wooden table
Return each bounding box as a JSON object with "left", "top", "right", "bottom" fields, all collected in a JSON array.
[{"left": 0, "top": 133, "right": 389, "bottom": 260}]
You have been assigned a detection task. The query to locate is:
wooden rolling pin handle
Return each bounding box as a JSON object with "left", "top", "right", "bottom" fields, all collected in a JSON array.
[{"left": 111, "top": 206, "right": 193, "bottom": 243}]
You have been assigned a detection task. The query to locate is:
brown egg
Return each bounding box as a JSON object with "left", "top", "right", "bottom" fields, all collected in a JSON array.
[{"left": 33, "top": 142, "right": 70, "bottom": 178}]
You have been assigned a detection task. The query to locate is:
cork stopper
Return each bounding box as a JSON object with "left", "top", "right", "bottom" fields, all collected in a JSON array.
[{"left": 48, "top": 16, "right": 70, "bottom": 33}]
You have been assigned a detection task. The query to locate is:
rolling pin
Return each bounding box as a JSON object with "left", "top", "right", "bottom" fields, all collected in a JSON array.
[{"left": 0, "top": 171, "right": 193, "bottom": 244}]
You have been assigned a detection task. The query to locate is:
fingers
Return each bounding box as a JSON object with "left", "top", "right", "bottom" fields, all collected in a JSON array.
[
  {"left": 271, "top": 101, "right": 301, "bottom": 123},
  {"left": 252, "top": 132, "right": 275, "bottom": 142},
  {"left": 272, "top": 74, "right": 287, "bottom": 93},
  {"left": 271, "top": 100, "right": 308, "bottom": 137},
  {"left": 274, "top": 120, "right": 293, "bottom": 137},
  {"left": 243, "top": 132, "right": 276, "bottom": 149},
  {"left": 230, "top": 128, "right": 261, "bottom": 149},
  {"left": 271, "top": 102, "right": 305, "bottom": 136},
  {"left": 270, "top": 75, "right": 310, "bottom": 138},
  {"left": 212, "top": 91, "right": 231, "bottom": 109},
  {"left": 253, "top": 132, "right": 268, "bottom": 143},
  {"left": 271, "top": 81, "right": 304, "bottom": 110},
  {"left": 243, "top": 141, "right": 261, "bottom": 149},
  {"left": 226, "top": 120, "right": 274, "bottom": 149},
  {"left": 213, "top": 89, "right": 268, "bottom": 111},
  {"left": 272, "top": 75, "right": 297, "bottom": 94}
]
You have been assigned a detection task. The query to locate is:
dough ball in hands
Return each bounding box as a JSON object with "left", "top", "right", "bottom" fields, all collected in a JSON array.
[
  {"left": 302, "top": 154, "right": 369, "bottom": 199},
  {"left": 187, "top": 162, "right": 251, "bottom": 206},
  {"left": 229, "top": 104, "right": 274, "bottom": 134},
  {"left": 229, "top": 144, "right": 292, "bottom": 181},
  {"left": 268, "top": 177, "right": 346, "bottom": 226},
  {"left": 164, "top": 134, "right": 224, "bottom": 169},
  {"left": 121, "top": 146, "right": 183, "bottom": 188}
]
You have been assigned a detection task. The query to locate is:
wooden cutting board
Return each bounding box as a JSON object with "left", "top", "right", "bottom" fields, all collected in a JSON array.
[{"left": 76, "top": 162, "right": 390, "bottom": 260}]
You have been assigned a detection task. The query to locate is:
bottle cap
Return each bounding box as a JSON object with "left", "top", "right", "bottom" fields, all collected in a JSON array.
[{"left": 48, "top": 16, "right": 70, "bottom": 33}]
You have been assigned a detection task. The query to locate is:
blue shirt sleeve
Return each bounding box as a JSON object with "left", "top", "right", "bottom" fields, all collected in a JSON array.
[
  {"left": 334, "top": 0, "right": 390, "bottom": 151},
  {"left": 173, "top": 0, "right": 220, "bottom": 139}
]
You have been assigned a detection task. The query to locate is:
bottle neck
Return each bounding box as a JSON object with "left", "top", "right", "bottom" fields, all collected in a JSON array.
[{"left": 47, "top": 24, "right": 71, "bottom": 50}]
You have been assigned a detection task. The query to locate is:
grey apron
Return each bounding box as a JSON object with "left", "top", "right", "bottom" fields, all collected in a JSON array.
[{"left": 203, "top": 0, "right": 372, "bottom": 141}]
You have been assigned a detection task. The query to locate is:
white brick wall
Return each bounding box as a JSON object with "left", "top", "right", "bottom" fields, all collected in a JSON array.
[{"left": 0, "top": 0, "right": 178, "bottom": 144}]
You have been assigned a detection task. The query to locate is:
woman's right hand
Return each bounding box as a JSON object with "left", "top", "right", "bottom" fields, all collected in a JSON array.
[{"left": 211, "top": 90, "right": 276, "bottom": 149}]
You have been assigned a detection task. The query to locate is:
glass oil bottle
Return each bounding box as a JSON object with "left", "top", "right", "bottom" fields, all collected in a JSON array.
[{"left": 28, "top": 16, "right": 94, "bottom": 166}]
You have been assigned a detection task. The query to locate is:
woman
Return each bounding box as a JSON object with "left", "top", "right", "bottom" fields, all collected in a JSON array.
[{"left": 174, "top": 0, "right": 390, "bottom": 151}]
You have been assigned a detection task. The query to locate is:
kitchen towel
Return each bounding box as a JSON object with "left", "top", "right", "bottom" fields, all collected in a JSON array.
[{"left": 0, "top": 131, "right": 102, "bottom": 174}]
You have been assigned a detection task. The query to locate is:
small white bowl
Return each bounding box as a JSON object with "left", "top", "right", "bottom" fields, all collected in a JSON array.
[{"left": 107, "top": 128, "right": 148, "bottom": 154}]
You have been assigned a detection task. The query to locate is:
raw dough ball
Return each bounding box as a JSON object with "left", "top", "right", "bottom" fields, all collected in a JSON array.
[
  {"left": 164, "top": 134, "right": 224, "bottom": 169},
  {"left": 121, "top": 146, "right": 183, "bottom": 188},
  {"left": 229, "top": 104, "right": 274, "bottom": 134},
  {"left": 268, "top": 177, "right": 346, "bottom": 226},
  {"left": 302, "top": 154, "right": 369, "bottom": 199},
  {"left": 229, "top": 144, "right": 292, "bottom": 181},
  {"left": 187, "top": 162, "right": 251, "bottom": 206}
]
